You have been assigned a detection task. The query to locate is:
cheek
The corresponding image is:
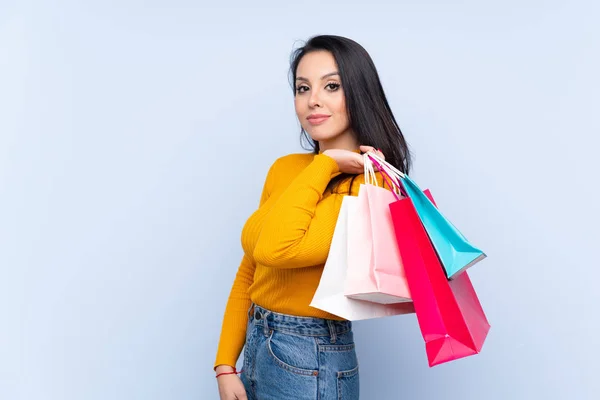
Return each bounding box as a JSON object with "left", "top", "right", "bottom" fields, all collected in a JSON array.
[
  {"left": 294, "top": 98, "right": 309, "bottom": 129},
  {"left": 333, "top": 94, "right": 348, "bottom": 123},
  {"left": 294, "top": 97, "right": 305, "bottom": 116}
]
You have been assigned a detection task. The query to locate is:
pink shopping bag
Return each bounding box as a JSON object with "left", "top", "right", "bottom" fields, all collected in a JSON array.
[
  {"left": 369, "top": 155, "right": 490, "bottom": 366},
  {"left": 311, "top": 195, "right": 415, "bottom": 320},
  {"left": 344, "top": 180, "right": 412, "bottom": 305},
  {"left": 381, "top": 176, "right": 490, "bottom": 366}
]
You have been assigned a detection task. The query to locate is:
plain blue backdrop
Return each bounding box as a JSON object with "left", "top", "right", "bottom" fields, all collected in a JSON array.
[{"left": 1, "top": 0, "right": 598, "bottom": 399}]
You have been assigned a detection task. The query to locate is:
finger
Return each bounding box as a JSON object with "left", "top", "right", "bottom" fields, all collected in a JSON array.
[
  {"left": 372, "top": 148, "right": 386, "bottom": 161},
  {"left": 360, "top": 145, "right": 385, "bottom": 160}
]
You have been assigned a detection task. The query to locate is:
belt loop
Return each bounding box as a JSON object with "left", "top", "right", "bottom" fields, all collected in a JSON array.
[
  {"left": 262, "top": 310, "right": 270, "bottom": 336},
  {"left": 327, "top": 320, "right": 337, "bottom": 344},
  {"left": 247, "top": 303, "right": 255, "bottom": 320}
]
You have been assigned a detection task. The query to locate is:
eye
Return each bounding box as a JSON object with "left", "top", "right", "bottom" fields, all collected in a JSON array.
[
  {"left": 326, "top": 82, "right": 341, "bottom": 91},
  {"left": 296, "top": 85, "right": 309, "bottom": 94}
]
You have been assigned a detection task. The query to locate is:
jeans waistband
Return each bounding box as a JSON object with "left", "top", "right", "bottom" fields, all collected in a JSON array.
[{"left": 248, "top": 304, "right": 352, "bottom": 337}]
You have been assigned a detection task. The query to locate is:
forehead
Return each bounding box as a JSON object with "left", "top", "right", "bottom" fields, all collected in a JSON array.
[{"left": 296, "top": 51, "right": 338, "bottom": 79}]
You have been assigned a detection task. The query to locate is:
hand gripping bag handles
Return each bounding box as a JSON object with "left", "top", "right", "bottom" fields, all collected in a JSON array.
[{"left": 369, "top": 154, "right": 490, "bottom": 367}]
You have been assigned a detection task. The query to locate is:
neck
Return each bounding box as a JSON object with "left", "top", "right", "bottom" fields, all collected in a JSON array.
[{"left": 318, "top": 131, "right": 360, "bottom": 153}]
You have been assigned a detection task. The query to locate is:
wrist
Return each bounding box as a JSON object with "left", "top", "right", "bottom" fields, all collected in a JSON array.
[
  {"left": 215, "top": 365, "right": 243, "bottom": 379},
  {"left": 215, "top": 364, "right": 235, "bottom": 374},
  {"left": 316, "top": 152, "right": 340, "bottom": 174}
]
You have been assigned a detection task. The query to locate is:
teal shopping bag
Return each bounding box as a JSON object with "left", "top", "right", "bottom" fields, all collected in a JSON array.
[{"left": 399, "top": 175, "right": 486, "bottom": 279}]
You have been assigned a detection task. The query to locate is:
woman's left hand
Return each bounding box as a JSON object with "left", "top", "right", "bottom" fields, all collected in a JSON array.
[
  {"left": 359, "top": 145, "right": 385, "bottom": 161},
  {"left": 322, "top": 145, "right": 385, "bottom": 175}
]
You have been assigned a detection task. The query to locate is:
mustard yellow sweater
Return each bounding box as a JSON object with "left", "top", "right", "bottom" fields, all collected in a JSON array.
[{"left": 215, "top": 152, "right": 375, "bottom": 369}]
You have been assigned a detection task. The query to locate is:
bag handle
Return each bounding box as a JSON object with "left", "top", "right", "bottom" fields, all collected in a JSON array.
[
  {"left": 363, "top": 152, "right": 378, "bottom": 186},
  {"left": 366, "top": 154, "right": 409, "bottom": 199},
  {"left": 368, "top": 152, "right": 406, "bottom": 179},
  {"left": 362, "top": 153, "right": 395, "bottom": 192}
]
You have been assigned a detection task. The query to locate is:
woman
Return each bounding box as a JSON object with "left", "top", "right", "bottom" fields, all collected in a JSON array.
[{"left": 215, "top": 35, "right": 411, "bottom": 400}]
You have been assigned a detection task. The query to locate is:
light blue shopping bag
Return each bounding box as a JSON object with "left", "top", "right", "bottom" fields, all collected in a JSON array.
[
  {"left": 399, "top": 175, "right": 487, "bottom": 279},
  {"left": 366, "top": 153, "right": 487, "bottom": 280}
]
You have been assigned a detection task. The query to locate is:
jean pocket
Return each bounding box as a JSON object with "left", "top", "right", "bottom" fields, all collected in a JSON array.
[
  {"left": 337, "top": 365, "right": 359, "bottom": 400},
  {"left": 318, "top": 340, "right": 358, "bottom": 373},
  {"left": 266, "top": 330, "right": 319, "bottom": 376}
]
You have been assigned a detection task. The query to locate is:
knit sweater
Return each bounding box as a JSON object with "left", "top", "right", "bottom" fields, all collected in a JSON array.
[{"left": 214, "top": 152, "right": 373, "bottom": 369}]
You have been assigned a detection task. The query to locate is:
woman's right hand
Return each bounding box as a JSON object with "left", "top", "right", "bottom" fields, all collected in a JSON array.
[{"left": 216, "top": 366, "right": 247, "bottom": 400}]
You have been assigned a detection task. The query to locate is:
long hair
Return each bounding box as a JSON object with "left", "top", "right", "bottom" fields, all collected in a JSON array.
[{"left": 289, "top": 35, "right": 412, "bottom": 192}]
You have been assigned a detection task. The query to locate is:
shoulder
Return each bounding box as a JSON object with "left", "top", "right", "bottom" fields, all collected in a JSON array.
[
  {"left": 261, "top": 152, "right": 315, "bottom": 186},
  {"left": 266, "top": 152, "right": 315, "bottom": 175},
  {"left": 271, "top": 152, "right": 315, "bottom": 168}
]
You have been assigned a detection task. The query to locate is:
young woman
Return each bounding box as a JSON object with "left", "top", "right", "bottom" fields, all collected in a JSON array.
[{"left": 215, "top": 34, "right": 411, "bottom": 400}]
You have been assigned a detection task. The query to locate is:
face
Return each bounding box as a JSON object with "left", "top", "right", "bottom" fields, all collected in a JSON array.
[{"left": 294, "top": 51, "right": 354, "bottom": 149}]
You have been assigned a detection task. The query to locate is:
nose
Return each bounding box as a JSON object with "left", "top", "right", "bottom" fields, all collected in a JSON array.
[{"left": 308, "top": 87, "right": 322, "bottom": 108}]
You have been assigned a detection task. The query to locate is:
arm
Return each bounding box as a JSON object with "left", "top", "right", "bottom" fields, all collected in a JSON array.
[
  {"left": 253, "top": 154, "right": 342, "bottom": 269},
  {"left": 214, "top": 254, "right": 256, "bottom": 370},
  {"left": 214, "top": 162, "right": 275, "bottom": 370}
]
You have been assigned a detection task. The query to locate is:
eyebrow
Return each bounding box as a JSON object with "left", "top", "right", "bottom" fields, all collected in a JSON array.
[{"left": 296, "top": 72, "right": 340, "bottom": 82}]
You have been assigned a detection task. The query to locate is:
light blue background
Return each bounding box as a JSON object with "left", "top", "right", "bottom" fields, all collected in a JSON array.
[{"left": 1, "top": 1, "right": 598, "bottom": 399}]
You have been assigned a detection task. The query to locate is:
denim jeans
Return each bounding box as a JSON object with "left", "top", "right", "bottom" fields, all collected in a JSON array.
[{"left": 241, "top": 304, "right": 360, "bottom": 400}]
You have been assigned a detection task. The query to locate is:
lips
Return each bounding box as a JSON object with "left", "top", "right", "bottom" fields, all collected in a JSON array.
[{"left": 307, "top": 114, "right": 331, "bottom": 125}]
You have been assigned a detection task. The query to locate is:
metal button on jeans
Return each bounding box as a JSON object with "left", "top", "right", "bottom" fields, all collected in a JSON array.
[{"left": 254, "top": 311, "right": 262, "bottom": 320}]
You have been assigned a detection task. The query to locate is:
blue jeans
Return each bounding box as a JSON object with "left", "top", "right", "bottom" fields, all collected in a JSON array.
[{"left": 241, "top": 304, "right": 360, "bottom": 400}]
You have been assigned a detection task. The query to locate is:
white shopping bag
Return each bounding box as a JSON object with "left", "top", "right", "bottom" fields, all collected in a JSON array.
[{"left": 310, "top": 195, "right": 414, "bottom": 321}]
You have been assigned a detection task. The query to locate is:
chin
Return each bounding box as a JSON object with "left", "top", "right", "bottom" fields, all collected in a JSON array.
[{"left": 306, "top": 128, "right": 342, "bottom": 143}]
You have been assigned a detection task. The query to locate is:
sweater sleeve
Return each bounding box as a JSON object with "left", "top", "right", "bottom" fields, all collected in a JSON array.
[
  {"left": 214, "top": 254, "right": 255, "bottom": 370},
  {"left": 253, "top": 154, "right": 342, "bottom": 269},
  {"left": 214, "top": 162, "right": 275, "bottom": 370}
]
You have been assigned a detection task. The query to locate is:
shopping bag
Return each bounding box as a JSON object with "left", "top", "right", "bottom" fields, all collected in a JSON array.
[
  {"left": 368, "top": 153, "right": 486, "bottom": 279},
  {"left": 343, "top": 158, "right": 412, "bottom": 304},
  {"left": 310, "top": 195, "right": 415, "bottom": 320},
  {"left": 374, "top": 161, "right": 490, "bottom": 366}
]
